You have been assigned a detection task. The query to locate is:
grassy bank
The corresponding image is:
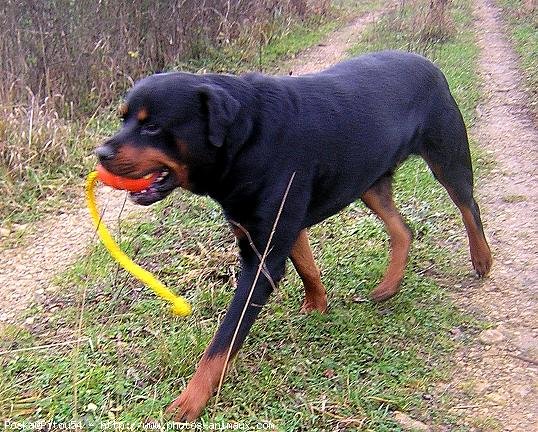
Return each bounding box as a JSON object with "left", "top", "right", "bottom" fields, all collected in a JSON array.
[
  {"left": 1, "top": 1, "right": 487, "bottom": 430},
  {"left": 496, "top": 0, "right": 538, "bottom": 114}
]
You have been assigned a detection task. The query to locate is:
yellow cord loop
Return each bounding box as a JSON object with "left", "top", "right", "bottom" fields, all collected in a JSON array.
[{"left": 86, "top": 171, "right": 191, "bottom": 317}]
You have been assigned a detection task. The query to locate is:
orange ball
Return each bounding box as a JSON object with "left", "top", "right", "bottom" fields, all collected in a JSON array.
[{"left": 96, "top": 164, "right": 158, "bottom": 192}]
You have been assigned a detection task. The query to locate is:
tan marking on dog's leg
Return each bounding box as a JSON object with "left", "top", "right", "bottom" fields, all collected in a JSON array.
[
  {"left": 362, "top": 176, "right": 412, "bottom": 302},
  {"left": 290, "top": 229, "right": 327, "bottom": 313},
  {"left": 165, "top": 353, "right": 228, "bottom": 421}
]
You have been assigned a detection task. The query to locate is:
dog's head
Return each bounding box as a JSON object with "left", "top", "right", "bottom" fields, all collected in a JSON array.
[{"left": 95, "top": 72, "right": 241, "bottom": 205}]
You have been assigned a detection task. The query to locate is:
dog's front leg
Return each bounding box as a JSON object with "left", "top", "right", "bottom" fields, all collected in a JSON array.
[
  {"left": 165, "top": 242, "right": 288, "bottom": 421},
  {"left": 166, "top": 173, "right": 308, "bottom": 421}
]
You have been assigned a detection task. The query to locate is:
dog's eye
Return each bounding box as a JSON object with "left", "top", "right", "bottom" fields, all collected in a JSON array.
[{"left": 141, "top": 124, "right": 162, "bottom": 136}]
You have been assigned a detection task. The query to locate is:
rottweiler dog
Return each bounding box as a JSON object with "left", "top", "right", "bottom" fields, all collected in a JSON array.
[{"left": 95, "top": 50, "right": 492, "bottom": 420}]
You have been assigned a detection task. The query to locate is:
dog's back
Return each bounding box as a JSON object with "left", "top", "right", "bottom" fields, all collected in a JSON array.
[{"left": 241, "top": 51, "right": 458, "bottom": 225}]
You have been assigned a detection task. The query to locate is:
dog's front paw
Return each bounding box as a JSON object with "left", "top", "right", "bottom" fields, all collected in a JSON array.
[
  {"left": 300, "top": 294, "right": 327, "bottom": 314},
  {"left": 165, "top": 383, "right": 212, "bottom": 422},
  {"left": 369, "top": 278, "right": 401, "bottom": 302},
  {"left": 471, "top": 247, "right": 492, "bottom": 278},
  {"left": 165, "top": 353, "right": 228, "bottom": 421}
]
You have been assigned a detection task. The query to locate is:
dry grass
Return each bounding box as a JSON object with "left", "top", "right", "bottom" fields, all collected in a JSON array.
[
  {"left": 1, "top": 0, "right": 332, "bottom": 114},
  {"left": 389, "top": 0, "right": 455, "bottom": 55},
  {"left": 0, "top": 0, "right": 335, "bottom": 223},
  {"left": 0, "top": 91, "right": 70, "bottom": 180},
  {"left": 0, "top": 90, "right": 113, "bottom": 221},
  {"left": 420, "top": 0, "right": 455, "bottom": 42}
]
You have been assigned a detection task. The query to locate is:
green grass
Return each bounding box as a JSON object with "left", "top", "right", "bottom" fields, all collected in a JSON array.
[
  {"left": 1, "top": 0, "right": 488, "bottom": 430},
  {"left": 259, "top": 0, "right": 385, "bottom": 72},
  {"left": 174, "top": 15, "right": 339, "bottom": 75},
  {"left": 497, "top": 0, "right": 538, "bottom": 114},
  {"left": 0, "top": 184, "right": 475, "bottom": 430},
  {"left": 260, "top": 19, "right": 341, "bottom": 69}
]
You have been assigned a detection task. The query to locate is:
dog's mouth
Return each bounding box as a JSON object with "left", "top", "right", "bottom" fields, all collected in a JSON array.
[{"left": 129, "top": 168, "right": 178, "bottom": 205}]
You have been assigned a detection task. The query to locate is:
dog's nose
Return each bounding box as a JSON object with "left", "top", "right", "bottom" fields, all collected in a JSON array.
[{"left": 94, "top": 145, "right": 116, "bottom": 161}]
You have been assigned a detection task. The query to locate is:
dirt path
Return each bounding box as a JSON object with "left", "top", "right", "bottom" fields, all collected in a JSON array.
[
  {"left": 277, "top": 7, "right": 388, "bottom": 75},
  {"left": 438, "top": 1, "right": 537, "bottom": 430},
  {"left": 0, "top": 190, "right": 151, "bottom": 322},
  {"left": 0, "top": 7, "right": 388, "bottom": 324}
]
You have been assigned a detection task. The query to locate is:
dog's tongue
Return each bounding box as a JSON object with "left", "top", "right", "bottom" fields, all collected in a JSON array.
[{"left": 96, "top": 164, "right": 159, "bottom": 192}]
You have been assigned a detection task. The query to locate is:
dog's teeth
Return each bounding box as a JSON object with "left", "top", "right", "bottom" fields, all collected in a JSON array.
[
  {"left": 141, "top": 189, "right": 147, "bottom": 193},
  {"left": 143, "top": 174, "right": 152, "bottom": 179},
  {"left": 162, "top": 171, "right": 169, "bottom": 177}
]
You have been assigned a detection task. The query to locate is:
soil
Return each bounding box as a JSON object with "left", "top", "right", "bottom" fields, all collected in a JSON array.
[{"left": 276, "top": 7, "right": 388, "bottom": 75}]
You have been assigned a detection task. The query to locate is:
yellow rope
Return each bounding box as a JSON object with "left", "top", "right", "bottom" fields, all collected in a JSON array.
[{"left": 85, "top": 171, "right": 191, "bottom": 317}]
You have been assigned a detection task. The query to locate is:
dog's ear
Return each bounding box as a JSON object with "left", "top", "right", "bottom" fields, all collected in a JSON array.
[{"left": 197, "top": 84, "right": 240, "bottom": 148}]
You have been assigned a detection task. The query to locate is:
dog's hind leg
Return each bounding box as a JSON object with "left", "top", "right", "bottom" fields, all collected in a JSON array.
[
  {"left": 290, "top": 229, "right": 327, "bottom": 313},
  {"left": 422, "top": 106, "right": 492, "bottom": 277},
  {"left": 361, "top": 173, "right": 413, "bottom": 302}
]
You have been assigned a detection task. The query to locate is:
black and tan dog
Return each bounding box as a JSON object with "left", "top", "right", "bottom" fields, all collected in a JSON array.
[{"left": 95, "top": 50, "right": 492, "bottom": 420}]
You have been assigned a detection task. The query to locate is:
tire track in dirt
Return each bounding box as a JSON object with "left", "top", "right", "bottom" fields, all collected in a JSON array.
[
  {"left": 0, "top": 7, "right": 389, "bottom": 324},
  {"left": 438, "top": 1, "right": 537, "bottom": 430}
]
